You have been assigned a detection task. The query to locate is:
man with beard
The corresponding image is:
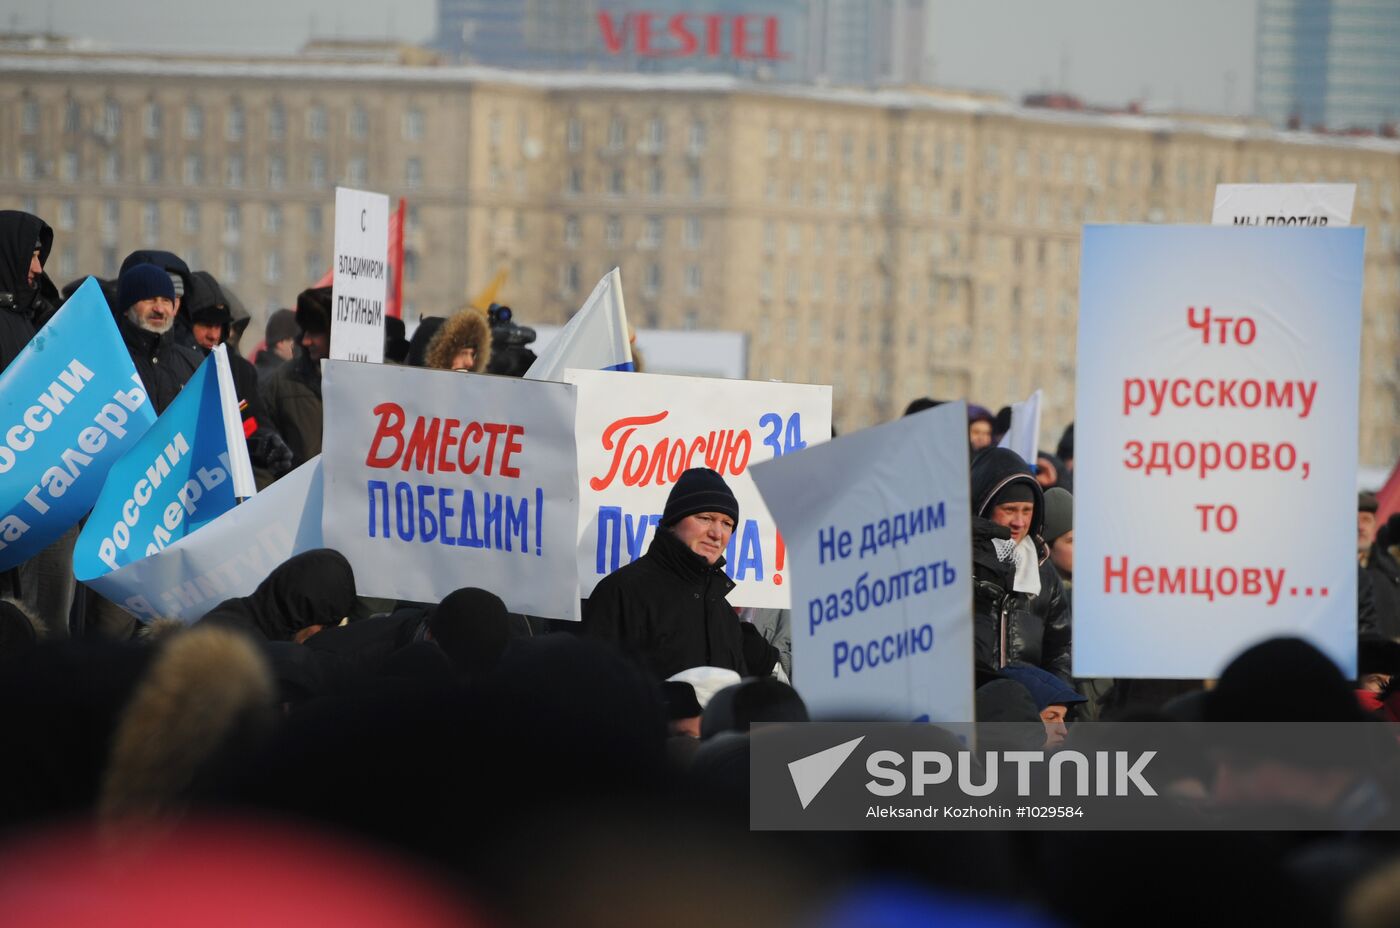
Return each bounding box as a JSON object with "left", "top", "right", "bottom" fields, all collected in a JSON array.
[{"left": 115, "top": 263, "right": 202, "bottom": 413}]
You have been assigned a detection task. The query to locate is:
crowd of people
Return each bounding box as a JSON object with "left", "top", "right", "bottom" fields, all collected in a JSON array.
[{"left": 2, "top": 206, "right": 1400, "bottom": 927}]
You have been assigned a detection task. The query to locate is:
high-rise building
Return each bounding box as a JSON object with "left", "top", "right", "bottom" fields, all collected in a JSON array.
[
  {"left": 435, "top": 0, "right": 928, "bottom": 87},
  {"left": 1256, "top": 0, "right": 1400, "bottom": 130},
  {"left": 3, "top": 50, "right": 1398, "bottom": 462}
]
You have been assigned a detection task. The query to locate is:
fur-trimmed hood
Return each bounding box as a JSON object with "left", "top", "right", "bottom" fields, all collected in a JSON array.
[
  {"left": 99, "top": 626, "right": 276, "bottom": 822},
  {"left": 424, "top": 308, "right": 492, "bottom": 373}
]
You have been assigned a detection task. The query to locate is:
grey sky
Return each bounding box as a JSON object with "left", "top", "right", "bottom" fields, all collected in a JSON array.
[{"left": 4, "top": 0, "right": 1257, "bottom": 114}]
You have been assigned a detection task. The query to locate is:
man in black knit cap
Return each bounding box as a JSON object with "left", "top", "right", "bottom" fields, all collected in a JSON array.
[{"left": 583, "top": 467, "right": 776, "bottom": 680}]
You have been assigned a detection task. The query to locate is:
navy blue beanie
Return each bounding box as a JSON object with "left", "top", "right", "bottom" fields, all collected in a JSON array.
[
  {"left": 117, "top": 263, "right": 175, "bottom": 311},
  {"left": 1000, "top": 662, "right": 1086, "bottom": 712},
  {"left": 661, "top": 468, "right": 739, "bottom": 527}
]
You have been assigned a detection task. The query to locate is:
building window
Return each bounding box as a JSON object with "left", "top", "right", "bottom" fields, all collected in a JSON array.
[
  {"left": 142, "top": 201, "right": 160, "bottom": 245},
  {"left": 646, "top": 116, "right": 665, "bottom": 150},
  {"left": 689, "top": 167, "right": 704, "bottom": 199},
  {"left": 404, "top": 249, "right": 419, "bottom": 283},
  {"left": 99, "top": 100, "right": 121, "bottom": 138},
  {"left": 643, "top": 263, "right": 661, "bottom": 296},
  {"left": 814, "top": 130, "right": 828, "bottom": 162},
  {"left": 226, "top": 103, "right": 245, "bottom": 141},
  {"left": 64, "top": 99, "right": 81, "bottom": 134},
  {"left": 685, "top": 266, "right": 702, "bottom": 296},
  {"left": 688, "top": 120, "right": 706, "bottom": 154},
  {"left": 762, "top": 221, "right": 775, "bottom": 254},
  {"left": 264, "top": 204, "right": 282, "bottom": 234},
  {"left": 103, "top": 200, "right": 120, "bottom": 232},
  {"left": 307, "top": 206, "right": 322, "bottom": 236},
  {"left": 61, "top": 150, "right": 79, "bottom": 182},
  {"left": 182, "top": 202, "right": 200, "bottom": 232},
  {"left": 58, "top": 199, "right": 77, "bottom": 230},
  {"left": 787, "top": 223, "right": 801, "bottom": 254},
  {"left": 264, "top": 252, "right": 281, "bottom": 283},
  {"left": 268, "top": 156, "right": 285, "bottom": 189},
  {"left": 767, "top": 127, "right": 780, "bottom": 157},
  {"left": 21, "top": 98, "right": 39, "bottom": 135},
  {"left": 305, "top": 253, "right": 323, "bottom": 281},
  {"left": 643, "top": 216, "right": 662, "bottom": 248},
  {"left": 349, "top": 104, "right": 368, "bottom": 139},
  {"left": 608, "top": 116, "right": 625, "bottom": 151},
  {"left": 403, "top": 108, "right": 424, "bottom": 141},
  {"left": 564, "top": 215, "right": 580, "bottom": 248},
  {"left": 759, "top": 268, "right": 774, "bottom": 300},
  {"left": 605, "top": 216, "right": 622, "bottom": 248},
  {"left": 648, "top": 166, "right": 663, "bottom": 196},
  {"left": 226, "top": 155, "right": 244, "bottom": 188},
  {"left": 222, "top": 249, "right": 241, "bottom": 282},
  {"left": 308, "top": 106, "right": 327, "bottom": 140},
  {"left": 683, "top": 217, "right": 702, "bottom": 249},
  {"left": 405, "top": 158, "right": 422, "bottom": 189},
  {"left": 565, "top": 166, "right": 582, "bottom": 195},
  {"left": 567, "top": 117, "right": 582, "bottom": 152},
  {"left": 184, "top": 104, "right": 203, "bottom": 139},
  {"left": 310, "top": 155, "right": 327, "bottom": 189},
  {"left": 224, "top": 202, "right": 241, "bottom": 235},
  {"left": 559, "top": 262, "right": 580, "bottom": 295},
  {"left": 102, "top": 153, "right": 120, "bottom": 185},
  {"left": 609, "top": 168, "right": 624, "bottom": 196},
  {"left": 347, "top": 156, "right": 367, "bottom": 186},
  {"left": 143, "top": 102, "right": 161, "bottom": 139},
  {"left": 268, "top": 103, "right": 286, "bottom": 140},
  {"left": 142, "top": 151, "right": 163, "bottom": 184},
  {"left": 790, "top": 129, "right": 804, "bottom": 160},
  {"left": 58, "top": 245, "right": 76, "bottom": 278},
  {"left": 488, "top": 112, "right": 502, "bottom": 147}
]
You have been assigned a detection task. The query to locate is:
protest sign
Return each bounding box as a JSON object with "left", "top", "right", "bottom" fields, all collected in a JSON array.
[
  {"left": 0, "top": 277, "right": 157, "bottom": 571},
  {"left": 329, "top": 186, "right": 389, "bottom": 363},
  {"left": 750, "top": 402, "right": 973, "bottom": 723},
  {"left": 321, "top": 362, "right": 581, "bottom": 620},
  {"left": 1075, "top": 225, "right": 1364, "bottom": 678},
  {"left": 996, "top": 388, "right": 1042, "bottom": 468},
  {"left": 82, "top": 456, "right": 325, "bottom": 622},
  {"left": 1212, "top": 183, "right": 1355, "bottom": 227},
  {"left": 568, "top": 369, "right": 832, "bottom": 609},
  {"left": 525, "top": 267, "right": 633, "bottom": 380},
  {"left": 75, "top": 346, "right": 255, "bottom": 582}
]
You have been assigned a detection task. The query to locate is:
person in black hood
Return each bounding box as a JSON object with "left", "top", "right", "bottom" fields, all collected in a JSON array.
[
  {"left": 0, "top": 210, "right": 60, "bottom": 374},
  {"left": 260, "top": 286, "right": 330, "bottom": 467},
  {"left": 198, "top": 549, "right": 356, "bottom": 643},
  {"left": 969, "top": 446, "right": 1073, "bottom": 681},
  {"left": 583, "top": 468, "right": 776, "bottom": 680},
  {"left": 114, "top": 263, "right": 203, "bottom": 414},
  {"left": 183, "top": 271, "right": 292, "bottom": 482}
]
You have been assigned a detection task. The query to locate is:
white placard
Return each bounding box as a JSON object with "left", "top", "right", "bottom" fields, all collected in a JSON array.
[
  {"left": 996, "top": 388, "right": 1043, "bottom": 468},
  {"left": 1075, "top": 225, "right": 1364, "bottom": 678},
  {"left": 329, "top": 186, "right": 389, "bottom": 363},
  {"left": 321, "top": 361, "right": 581, "bottom": 620},
  {"left": 750, "top": 402, "right": 974, "bottom": 723},
  {"left": 85, "top": 456, "right": 325, "bottom": 623},
  {"left": 1212, "top": 183, "right": 1355, "bottom": 227},
  {"left": 567, "top": 369, "right": 832, "bottom": 609}
]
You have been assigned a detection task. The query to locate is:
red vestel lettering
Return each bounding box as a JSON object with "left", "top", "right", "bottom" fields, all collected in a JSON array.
[
  {"left": 597, "top": 12, "right": 627, "bottom": 54},
  {"left": 667, "top": 13, "right": 698, "bottom": 56}
]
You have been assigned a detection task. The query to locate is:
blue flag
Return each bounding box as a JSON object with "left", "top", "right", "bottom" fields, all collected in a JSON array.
[
  {"left": 74, "top": 345, "right": 254, "bottom": 582},
  {"left": 0, "top": 278, "right": 157, "bottom": 571}
]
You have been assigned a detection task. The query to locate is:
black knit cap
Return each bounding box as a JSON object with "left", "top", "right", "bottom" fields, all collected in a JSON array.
[{"left": 661, "top": 467, "right": 739, "bottom": 527}]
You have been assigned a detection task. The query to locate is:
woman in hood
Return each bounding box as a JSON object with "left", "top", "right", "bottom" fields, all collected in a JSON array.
[{"left": 424, "top": 307, "right": 492, "bottom": 373}]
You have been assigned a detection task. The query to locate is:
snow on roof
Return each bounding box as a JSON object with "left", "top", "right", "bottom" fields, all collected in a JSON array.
[{"left": 5, "top": 53, "right": 1399, "bottom": 156}]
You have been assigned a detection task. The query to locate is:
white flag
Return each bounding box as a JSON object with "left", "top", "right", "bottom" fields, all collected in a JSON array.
[
  {"left": 525, "top": 268, "right": 633, "bottom": 381},
  {"left": 997, "top": 388, "right": 1043, "bottom": 468}
]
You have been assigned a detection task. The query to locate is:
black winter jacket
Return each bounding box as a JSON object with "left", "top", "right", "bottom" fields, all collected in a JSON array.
[
  {"left": 0, "top": 211, "right": 58, "bottom": 374},
  {"left": 117, "top": 315, "right": 203, "bottom": 414},
  {"left": 583, "top": 527, "right": 750, "bottom": 680},
  {"left": 969, "top": 447, "right": 1074, "bottom": 681}
]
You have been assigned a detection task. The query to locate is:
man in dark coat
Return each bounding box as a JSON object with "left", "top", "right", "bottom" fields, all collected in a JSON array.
[
  {"left": 199, "top": 549, "right": 356, "bottom": 642},
  {"left": 113, "top": 264, "right": 202, "bottom": 414},
  {"left": 0, "top": 210, "right": 59, "bottom": 374},
  {"left": 261, "top": 286, "right": 330, "bottom": 467},
  {"left": 969, "top": 446, "right": 1073, "bottom": 681},
  {"left": 1360, "top": 495, "right": 1400, "bottom": 641},
  {"left": 183, "top": 271, "right": 292, "bottom": 482},
  {"left": 118, "top": 249, "right": 196, "bottom": 350},
  {"left": 584, "top": 468, "right": 772, "bottom": 680}
]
